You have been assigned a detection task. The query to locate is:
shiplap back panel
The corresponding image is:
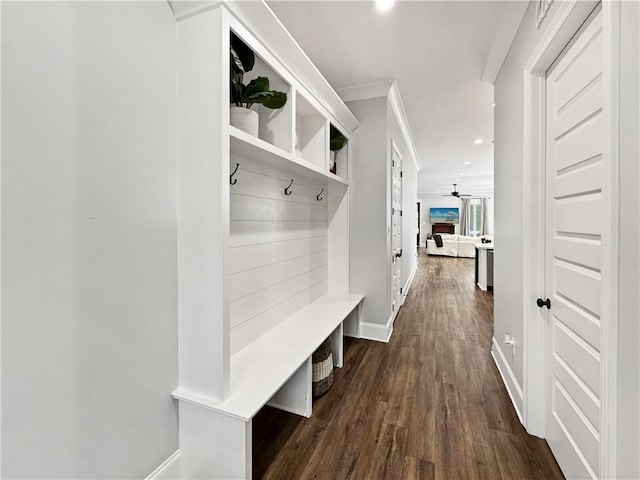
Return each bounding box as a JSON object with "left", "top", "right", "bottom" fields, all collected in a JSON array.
[{"left": 229, "top": 155, "right": 328, "bottom": 354}]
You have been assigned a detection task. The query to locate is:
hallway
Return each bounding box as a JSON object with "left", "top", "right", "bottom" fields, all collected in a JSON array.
[{"left": 253, "top": 250, "right": 564, "bottom": 479}]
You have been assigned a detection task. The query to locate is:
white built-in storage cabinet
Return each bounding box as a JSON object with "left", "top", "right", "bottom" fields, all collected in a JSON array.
[{"left": 172, "top": 4, "right": 362, "bottom": 479}]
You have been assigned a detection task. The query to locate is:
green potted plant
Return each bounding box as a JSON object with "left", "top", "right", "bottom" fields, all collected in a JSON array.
[
  {"left": 329, "top": 125, "right": 347, "bottom": 174},
  {"left": 230, "top": 32, "right": 287, "bottom": 137}
]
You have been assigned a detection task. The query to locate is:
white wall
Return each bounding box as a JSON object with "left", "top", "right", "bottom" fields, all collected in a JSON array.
[
  {"left": 347, "top": 97, "right": 389, "bottom": 327},
  {"left": 484, "top": 196, "right": 494, "bottom": 237},
  {"left": 1, "top": 3, "right": 178, "bottom": 478},
  {"left": 347, "top": 93, "right": 418, "bottom": 329},
  {"left": 493, "top": 0, "right": 559, "bottom": 394}
]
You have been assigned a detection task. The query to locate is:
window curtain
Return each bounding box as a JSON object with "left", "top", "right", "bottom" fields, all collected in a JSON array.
[
  {"left": 481, "top": 197, "right": 488, "bottom": 235},
  {"left": 460, "top": 198, "right": 470, "bottom": 235}
]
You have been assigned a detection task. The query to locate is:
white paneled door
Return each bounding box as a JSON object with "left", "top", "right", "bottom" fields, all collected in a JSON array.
[
  {"left": 545, "top": 9, "right": 603, "bottom": 480},
  {"left": 391, "top": 143, "right": 403, "bottom": 316}
]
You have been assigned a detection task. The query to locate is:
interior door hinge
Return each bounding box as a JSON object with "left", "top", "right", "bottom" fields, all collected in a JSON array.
[
  {"left": 400, "top": 287, "right": 403, "bottom": 294},
  {"left": 392, "top": 304, "right": 395, "bottom": 312},
  {"left": 392, "top": 208, "right": 395, "bottom": 215},
  {"left": 400, "top": 171, "right": 403, "bottom": 178},
  {"left": 400, "top": 210, "right": 403, "bottom": 216}
]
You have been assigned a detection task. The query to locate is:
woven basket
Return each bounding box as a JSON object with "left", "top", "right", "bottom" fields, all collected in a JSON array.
[{"left": 312, "top": 338, "right": 334, "bottom": 398}]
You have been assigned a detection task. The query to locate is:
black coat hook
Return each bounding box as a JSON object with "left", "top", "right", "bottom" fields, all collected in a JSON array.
[
  {"left": 284, "top": 179, "right": 294, "bottom": 196},
  {"left": 230, "top": 163, "right": 239, "bottom": 185},
  {"left": 317, "top": 188, "right": 324, "bottom": 201}
]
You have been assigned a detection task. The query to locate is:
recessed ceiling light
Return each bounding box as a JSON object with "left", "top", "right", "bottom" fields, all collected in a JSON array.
[
  {"left": 375, "top": 0, "right": 394, "bottom": 11},
  {"left": 491, "top": 102, "right": 496, "bottom": 108},
  {"left": 459, "top": 173, "right": 464, "bottom": 176},
  {"left": 474, "top": 138, "right": 483, "bottom": 144},
  {"left": 463, "top": 161, "right": 471, "bottom": 165}
]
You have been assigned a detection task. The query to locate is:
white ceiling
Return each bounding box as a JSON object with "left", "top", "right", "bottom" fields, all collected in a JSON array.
[{"left": 267, "top": 0, "right": 516, "bottom": 196}]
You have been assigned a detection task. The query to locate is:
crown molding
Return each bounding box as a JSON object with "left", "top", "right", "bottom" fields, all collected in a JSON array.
[
  {"left": 337, "top": 81, "right": 421, "bottom": 172},
  {"left": 481, "top": 1, "right": 529, "bottom": 84},
  {"left": 388, "top": 82, "right": 421, "bottom": 172},
  {"left": 336, "top": 80, "right": 395, "bottom": 103}
]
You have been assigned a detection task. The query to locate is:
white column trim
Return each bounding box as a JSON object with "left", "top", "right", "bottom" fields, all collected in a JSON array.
[
  {"left": 521, "top": 67, "right": 547, "bottom": 439},
  {"left": 0, "top": 2, "right": 3, "bottom": 475},
  {"left": 600, "top": 2, "right": 620, "bottom": 477}
]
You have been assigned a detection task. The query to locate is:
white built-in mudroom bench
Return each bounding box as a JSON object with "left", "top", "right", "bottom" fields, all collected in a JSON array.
[
  {"left": 170, "top": 2, "right": 363, "bottom": 478},
  {"left": 172, "top": 295, "right": 362, "bottom": 479}
]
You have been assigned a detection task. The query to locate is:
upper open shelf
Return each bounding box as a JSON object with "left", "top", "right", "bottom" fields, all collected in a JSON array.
[
  {"left": 244, "top": 56, "right": 292, "bottom": 152},
  {"left": 230, "top": 29, "right": 292, "bottom": 152},
  {"left": 229, "top": 30, "right": 349, "bottom": 183},
  {"left": 229, "top": 126, "right": 348, "bottom": 186}
]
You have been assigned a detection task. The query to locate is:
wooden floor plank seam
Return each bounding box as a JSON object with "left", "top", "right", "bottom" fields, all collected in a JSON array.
[{"left": 253, "top": 250, "right": 564, "bottom": 480}]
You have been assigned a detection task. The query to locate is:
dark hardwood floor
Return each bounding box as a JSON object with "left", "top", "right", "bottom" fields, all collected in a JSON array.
[{"left": 253, "top": 250, "right": 564, "bottom": 479}]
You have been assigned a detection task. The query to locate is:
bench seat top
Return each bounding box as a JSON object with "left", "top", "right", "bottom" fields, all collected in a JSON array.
[{"left": 209, "top": 294, "right": 363, "bottom": 421}]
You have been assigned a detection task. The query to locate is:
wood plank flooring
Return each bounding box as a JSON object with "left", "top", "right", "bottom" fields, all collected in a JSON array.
[{"left": 253, "top": 250, "right": 564, "bottom": 479}]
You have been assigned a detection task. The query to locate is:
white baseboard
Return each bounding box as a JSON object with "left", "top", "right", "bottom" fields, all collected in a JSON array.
[
  {"left": 402, "top": 263, "right": 418, "bottom": 302},
  {"left": 491, "top": 337, "right": 524, "bottom": 424},
  {"left": 145, "top": 450, "right": 181, "bottom": 480},
  {"left": 360, "top": 313, "right": 394, "bottom": 343}
]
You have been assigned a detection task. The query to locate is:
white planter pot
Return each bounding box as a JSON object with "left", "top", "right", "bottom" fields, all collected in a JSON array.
[
  {"left": 329, "top": 151, "right": 337, "bottom": 174},
  {"left": 230, "top": 106, "right": 259, "bottom": 137}
]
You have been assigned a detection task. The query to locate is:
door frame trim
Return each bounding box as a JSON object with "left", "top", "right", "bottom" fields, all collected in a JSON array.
[
  {"left": 390, "top": 139, "right": 403, "bottom": 319},
  {"left": 521, "top": 1, "right": 619, "bottom": 478}
]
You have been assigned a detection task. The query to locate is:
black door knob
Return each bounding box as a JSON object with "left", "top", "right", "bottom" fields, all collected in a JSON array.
[{"left": 536, "top": 298, "right": 551, "bottom": 309}]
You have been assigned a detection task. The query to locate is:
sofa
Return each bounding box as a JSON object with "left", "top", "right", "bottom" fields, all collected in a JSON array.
[{"left": 426, "top": 234, "right": 493, "bottom": 258}]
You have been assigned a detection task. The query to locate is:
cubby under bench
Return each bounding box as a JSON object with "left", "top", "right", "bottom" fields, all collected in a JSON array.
[{"left": 173, "top": 294, "right": 364, "bottom": 479}]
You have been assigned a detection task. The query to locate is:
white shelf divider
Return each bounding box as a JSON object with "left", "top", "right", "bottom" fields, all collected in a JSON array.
[{"left": 295, "top": 90, "right": 327, "bottom": 169}]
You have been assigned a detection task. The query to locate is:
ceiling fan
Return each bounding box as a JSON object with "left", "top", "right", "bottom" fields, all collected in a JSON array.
[{"left": 442, "top": 184, "right": 471, "bottom": 198}]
